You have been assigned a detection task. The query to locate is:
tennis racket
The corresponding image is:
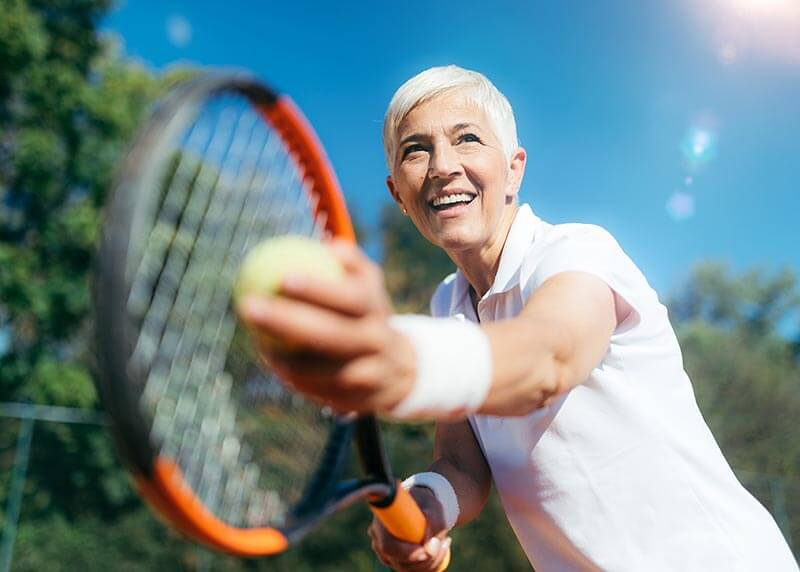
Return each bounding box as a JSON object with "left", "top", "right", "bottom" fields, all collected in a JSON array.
[{"left": 93, "top": 72, "right": 449, "bottom": 567}]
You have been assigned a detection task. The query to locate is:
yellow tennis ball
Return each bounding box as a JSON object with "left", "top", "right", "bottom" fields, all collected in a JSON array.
[
  {"left": 234, "top": 236, "right": 345, "bottom": 352},
  {"left": 234, "top": 235, "right": 344, "bottom": 307}
]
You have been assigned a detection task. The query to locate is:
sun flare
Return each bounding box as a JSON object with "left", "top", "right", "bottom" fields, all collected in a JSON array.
[{"left": 691, "top": 0, "right": 800, "bottom": 64}]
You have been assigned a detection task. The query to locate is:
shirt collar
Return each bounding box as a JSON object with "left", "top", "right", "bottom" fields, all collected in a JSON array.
[{"left": 449, "top": 204, "right": 542, "bottom": 315}]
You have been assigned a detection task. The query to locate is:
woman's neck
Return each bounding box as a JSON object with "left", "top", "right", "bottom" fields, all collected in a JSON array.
[{"left": 446, "top": 204, "right": 519, "bottom": 300}]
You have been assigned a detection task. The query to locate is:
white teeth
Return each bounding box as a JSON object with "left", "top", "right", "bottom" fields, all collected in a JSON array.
[{"left": 431, "top": 193, "right": 475, "bottom": 207}]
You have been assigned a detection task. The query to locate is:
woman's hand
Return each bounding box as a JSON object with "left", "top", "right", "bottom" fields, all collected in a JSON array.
[
  {"left": 237, "top": 238, "right": 416, "bottom": 413},
  {"left": 369, "top": 487, "right": 452, "bottom": 572}
]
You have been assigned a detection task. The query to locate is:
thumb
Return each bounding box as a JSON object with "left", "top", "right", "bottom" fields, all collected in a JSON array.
[
  {"left": 425, "top": 536, "right": 452, "bottom": 571},
  {"left": 424, "top": 533, "right": 452, "bottom": 557},
  {"left": 424, "top": 536, "right": 442, "bottom": 558}
]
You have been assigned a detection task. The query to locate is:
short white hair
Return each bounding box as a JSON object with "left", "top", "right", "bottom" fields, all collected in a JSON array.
[{"left": 382, "top": 65, "right": 519, "bottom": 173}]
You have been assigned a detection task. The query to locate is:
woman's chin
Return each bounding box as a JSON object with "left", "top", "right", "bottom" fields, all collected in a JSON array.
[{"left": 434, "top": 232, "right": 483, "bottom": 253}]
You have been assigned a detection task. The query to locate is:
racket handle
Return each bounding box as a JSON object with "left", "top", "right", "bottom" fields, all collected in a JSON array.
[{"left": 369, "top": 481, "right": 451, "bottom": 571}]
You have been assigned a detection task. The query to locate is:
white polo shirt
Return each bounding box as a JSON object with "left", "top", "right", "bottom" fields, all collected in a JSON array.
[{"left": 430, "top": 204, "right": 797, "bottom": 571}]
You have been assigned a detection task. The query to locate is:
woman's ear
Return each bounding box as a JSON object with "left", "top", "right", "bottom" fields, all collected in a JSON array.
[
  {"left": 507, "top": 147, "right": 527, "bottom": 198},
  {"left": 386, "top": 176, "right": 408, "bottom": 215}
]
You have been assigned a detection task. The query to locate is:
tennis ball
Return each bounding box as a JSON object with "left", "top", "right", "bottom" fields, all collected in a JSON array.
[
  {"left": 234, "top": 235, "right": 345, "bottom": 307},
  {"left": 234, "top": 236, "right": 344, "bottom": 352},
  {"left": 233, "top": 237, "right": 346, "bottom": 358}
]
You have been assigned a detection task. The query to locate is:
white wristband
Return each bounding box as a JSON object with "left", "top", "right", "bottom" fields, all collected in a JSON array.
[
  {"left": 402, "top": 472, "right": 460, "bottom": 531},
  {"left": 388, "top": 315, "right": 492, "bottom": 420}
]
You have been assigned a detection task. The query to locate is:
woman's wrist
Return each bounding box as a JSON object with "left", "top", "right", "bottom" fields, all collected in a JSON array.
[
  {"left": 402, "top": 471, "right": 460, "bottom": 530},
  {"left": 381, "top": 324, "right": 420, "bottom": 410},
  {"left": 387, "top": 315, "right": 492, "bottom": 420},
  {"left": 407, "top": 486, "right": 446, "bottom": 529}
]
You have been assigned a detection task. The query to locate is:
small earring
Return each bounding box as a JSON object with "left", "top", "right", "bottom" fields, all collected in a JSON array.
[{"left": 401, "top": 207, "right": 408, "bottom": 215}]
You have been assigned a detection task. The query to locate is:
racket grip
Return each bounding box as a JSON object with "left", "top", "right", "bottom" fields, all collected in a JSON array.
[{"left": 369, "top": 480, "right": 451, "bottom": 571}]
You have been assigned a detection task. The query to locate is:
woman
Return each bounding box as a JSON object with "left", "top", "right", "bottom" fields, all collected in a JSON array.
[{"left": 240, "top": 66, "right": 797, "bottom": 571}]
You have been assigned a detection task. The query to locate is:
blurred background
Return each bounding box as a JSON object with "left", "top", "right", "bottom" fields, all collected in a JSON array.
[{"left": 0, "top": 0, "right": 798, "bottom": 569}]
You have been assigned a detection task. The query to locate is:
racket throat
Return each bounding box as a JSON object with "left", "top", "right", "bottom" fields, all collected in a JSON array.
[
  {"left": 288, "top": 418, "right": 355, "bottom": 521},
  {"left": 354, "top": 416, "right": 399, "bottom": 506}
]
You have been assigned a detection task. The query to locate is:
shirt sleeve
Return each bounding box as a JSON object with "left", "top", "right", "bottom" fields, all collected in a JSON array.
[{"left": 521, "top": 225, "right": 658, "bottom": 333}]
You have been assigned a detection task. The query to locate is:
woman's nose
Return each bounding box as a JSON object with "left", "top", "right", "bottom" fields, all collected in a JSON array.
[{"left": 427, "top": 144, "right": 462, "bottom": 179}]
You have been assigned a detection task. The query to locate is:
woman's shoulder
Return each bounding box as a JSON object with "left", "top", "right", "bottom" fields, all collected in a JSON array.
[
  {"left": 429, "top": 272, "right": 459, "bottom": 317},
  {"left": 518, "top": 221, "right": 622, "bottom": 277},
  {"left": 539, "top": 221, "right": 619, "bottom": 248}
]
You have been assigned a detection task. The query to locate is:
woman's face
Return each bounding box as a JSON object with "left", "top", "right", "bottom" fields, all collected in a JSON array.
[{"left": 386, "top": 91, "right": 526, "bottom": 255}]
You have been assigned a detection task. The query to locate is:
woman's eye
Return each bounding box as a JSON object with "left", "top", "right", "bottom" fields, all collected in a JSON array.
[
  {"left": 402, "top": 144, "right": 426, "bottom": 158},
  {"left": 459, "top": 133, "right": 481, "bottom": 144}
]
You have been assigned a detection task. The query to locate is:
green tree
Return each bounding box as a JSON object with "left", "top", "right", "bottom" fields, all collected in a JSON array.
[
  {"left": 381, "top": 203, "right": 455, "bottom": 313},
  {"left": 0, "top": 1, "right": 204, "bottom": 568},
  {"left": 668, "top": 262, "right": 800, "bottom": 553}
]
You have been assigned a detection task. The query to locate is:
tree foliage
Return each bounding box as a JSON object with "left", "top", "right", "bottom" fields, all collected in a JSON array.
[
  {"left": 1, "top": 1, "right": 202, "bottom": 568},
  {"left": 381, "top": 203, "right": 455, "bottom": 313},
  {"left": 667, "top": 263, "right": 800, "bottom": 472},
  {"left": 668, "top": 262, "right": 800, "bottom": 552}
]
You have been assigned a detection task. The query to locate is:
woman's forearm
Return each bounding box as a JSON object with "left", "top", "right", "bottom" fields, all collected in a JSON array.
[{"left": 426, "top": 456, "right": 491, "bottom": 527}]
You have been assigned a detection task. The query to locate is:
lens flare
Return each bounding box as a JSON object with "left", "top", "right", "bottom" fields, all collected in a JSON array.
[
  {"left": 718, "top": 42, "right": 739, "bottom": 64},
  {"left": 166, "top": 15, "right": 193, "bottom": 48},
  {"left": 666, "top": 190, "right": 695, "bottom": 222},
  {"left": 730, "top": 0, "right": 798, "bottom": 17},
  {"left": 689, "top": 0, "right": 800, "bottom": 64},
  {"left": 681, "top": 126, "right": 717, "bottom": 168}
]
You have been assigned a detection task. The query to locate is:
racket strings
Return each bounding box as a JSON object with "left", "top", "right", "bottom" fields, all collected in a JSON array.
[
  {"left": 139, "top": 107, "right": 251, "bottom": 456},
  {"left": 127, "top": 94, "right": 333, "bottom": 528},
  {"left": 146, "top": 108, "right": 264, "bottom": 426},
  {"left": 126, "top": 116, "right": 212, "bottom": 320},
  {"left": 153, "top": 107, "right": 279, "bottom": 521},
  {"left": 168, "top": 132, "right": 288, "bottom": 522},
  {"left": 164, "top": 113, "right": 326, "bottom": 525},
  {"left": 130, "top": 105, "right": 243, "bottom": 372}
]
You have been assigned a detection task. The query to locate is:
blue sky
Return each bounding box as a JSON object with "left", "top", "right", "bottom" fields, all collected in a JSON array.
[{"left": 103, "top": 0, "right": 800, "bottom": 298}]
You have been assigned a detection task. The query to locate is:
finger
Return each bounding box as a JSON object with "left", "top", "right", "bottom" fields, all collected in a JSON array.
[
  {"left": 240, "top": 296, "right": 383, "bottom": 357},
  {"left": 388, "top": 553, "right": 443, "bottom": 572},
  {"left": 387, "top": 539, "right": 450, "bottom": 572},
  {"left": 379, "top": 553, "right": 434, "bottom": 572},
  {"left": 279, "top": 273, "right": 373, "bottom": 317},
  {"left": 424, "top": 536, "right": 440, "bottom": 558},
  {"left": 263, "top": 354, "right": 338, "bottom": 402},
  {"left": 369, "top": 525, "right": 443, "bottom": 572},
  {"left": 428, "top": 537, "right": 452, "bottom": 570},
  {"left": 373, "top": 530, "right": 440, "bottom": 568},
  {"left": 398, "top": 536, "right": 452, "bottom": 572},
  {"left": 266, "top": 353, "right": 393, "bottom": 411},
  {"left": 327, "top": 240, "right": 393, "bottom": 311},
  {"left": 327, "top": 239, "right": 373, "bottom": 275},
  {"left": 372, "top": 529, "right": 427, "bottom": 560}
]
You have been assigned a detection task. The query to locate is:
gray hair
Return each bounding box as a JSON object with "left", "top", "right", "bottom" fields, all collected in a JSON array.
[{"left": 382, "top": 65, "right": 519, "bottom": 173}]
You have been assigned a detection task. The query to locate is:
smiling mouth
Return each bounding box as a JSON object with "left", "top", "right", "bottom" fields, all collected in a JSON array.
[{"left": 429, "top": 192, "right": 477, "bottom": 211}]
